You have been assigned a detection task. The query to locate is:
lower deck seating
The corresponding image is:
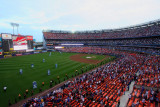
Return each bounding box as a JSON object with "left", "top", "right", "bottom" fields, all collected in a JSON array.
[
  {"left": 22, "top": 52, "right": 160, "bottom": 107},
  {"left": 127, "top": 88, "right": 160, "bottom": 107}
]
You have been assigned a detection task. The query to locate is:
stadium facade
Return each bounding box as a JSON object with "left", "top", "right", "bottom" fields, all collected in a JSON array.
[{"left": 43, "top": 19, "right": 160, "bottom": 55}]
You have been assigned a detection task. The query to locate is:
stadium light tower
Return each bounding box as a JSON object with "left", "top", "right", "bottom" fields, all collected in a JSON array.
[
  {"left": 16, "top": 23, "right": 19, "bottom": 34},
  {"left": 10, "top": 23, "right": 15, "bottom": 35},
  {"left": 10, "top": 23, "right": 19, "bottom": 35}
]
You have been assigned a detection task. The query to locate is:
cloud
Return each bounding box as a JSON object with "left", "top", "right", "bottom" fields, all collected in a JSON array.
[
  {"left": 0, "top": 0, "right": 160, "bottom": 41},
  {"left": 31, "top": 24, "right": 84, "bottom": 31},
  {"left": 1, "top": 0, "right": 160, "bottom": 28},
  {"left": 71, "top": 0, "right": 160, "bottom": 27},
  {"left": 31, "top": 26, "right": 51, "bottom": 30},
  {"left": 0, "top": 22, "right": 12, "bottom": 29}
]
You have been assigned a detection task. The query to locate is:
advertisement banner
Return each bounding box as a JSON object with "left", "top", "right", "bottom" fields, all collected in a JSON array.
[
  {"left": 26, "top": 49, "right": 34, "bottom": 52},
  {"left": 0, "top": 49, "right": 2, "bottom": 55},
  {"left": 4, "top": 55, "right": 12, "bottom": 58},
  {"left": 12, "top": 36, "right": 28, "bottom": 50},
  {"left": 33, "top": 39, "right": 36, "bottom": 50},
  {"left": 0, "top": 37, "right": 2, "bottom": 47},
  {"left": 33, "top": 39, "right": 36, "bottom": 46},
  {"left": 0, "top": 29, "right": 2, "bottom": 48},
  {"left": 42, "top": 50, "right": 47, "bottom": 53},
  {"left": 10, "top": 48, "right": 14, "bottom": 51},
  {"left": 2, "top": 34, "right": 12, "bottom": 39},
  {"left": 16, "top": 54, "right": 22, "bottom": 56},
  {"left": 47, "top": 44, "right": 53, "bottom": 46},
  {"left": 22, "top": 52, "right": 31, "bottom": 55},
  {"left": 26, "top": 36, "right": 33, "bottom": 40},
  {"left": 13, "top": 45, "right": 28, "bottom": 50},
  {"left": 34, "top": 51, "right": 39, "bottom": 54}
]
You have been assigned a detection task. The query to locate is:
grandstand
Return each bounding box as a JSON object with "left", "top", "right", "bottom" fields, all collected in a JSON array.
[
  {"left": 35, "top": 42, "right": 43, "bottom": 50},
  {"left": 43, "top": 20, "right": 160, "bottom": 55}
]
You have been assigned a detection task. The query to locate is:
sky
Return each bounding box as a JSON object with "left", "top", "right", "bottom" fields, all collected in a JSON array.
[{"left": 0, "top": 0, "right": 160, "bottom": 42}]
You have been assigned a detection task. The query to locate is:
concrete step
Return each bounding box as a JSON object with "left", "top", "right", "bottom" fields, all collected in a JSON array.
[{"left": 119, "top": 81, "right": 135, "bottom": 107}]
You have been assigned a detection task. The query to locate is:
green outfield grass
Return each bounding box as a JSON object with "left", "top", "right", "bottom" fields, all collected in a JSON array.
[
  {"left": 81, "top": 54, "right": 106, "bottom": 60},
  {"left": 0, "top": 52, "right": 115, "bottom": 107}
]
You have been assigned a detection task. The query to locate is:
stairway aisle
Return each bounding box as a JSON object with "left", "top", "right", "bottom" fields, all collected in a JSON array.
[{"left": 120, "top": 81, "right": 135, "bottom": 107}]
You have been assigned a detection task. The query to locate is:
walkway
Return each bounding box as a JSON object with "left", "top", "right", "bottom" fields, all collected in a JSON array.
[{"left": 120, "top": 81, "right": 135, "bottom": 107}]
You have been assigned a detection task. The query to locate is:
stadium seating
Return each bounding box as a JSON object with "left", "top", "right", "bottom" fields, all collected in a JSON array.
[{"left": 127, "top": 88, "right": 160, "bottom": 107}]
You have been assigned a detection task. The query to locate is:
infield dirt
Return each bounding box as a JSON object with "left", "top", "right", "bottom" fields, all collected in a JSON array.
[{"left": 70, "top": 54, "right": 108, "bottom": 64}]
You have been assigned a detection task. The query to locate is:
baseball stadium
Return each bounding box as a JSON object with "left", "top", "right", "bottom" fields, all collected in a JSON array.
[{"left": 0, "top": 0, "right": 160, "bottom": 107}]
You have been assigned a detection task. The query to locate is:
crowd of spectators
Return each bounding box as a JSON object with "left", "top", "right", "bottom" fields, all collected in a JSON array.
[
  {"left": 134, "top": 55, "right": 160, "bottom": 88},
  {"left": 127, "top": 87, "right": 160, "bottom": 107},
  {"left": 43, "top": 22, "right": 160, "bottom": 39},
  {"left": 127, "top": 55, "right": 160, "bottom": 107},
  {"left": 46, "top": 36, "right": 160, "bottom": 54},
  {"left": 109, "top": 46, "right": 160, "bottom": 55},
  {"left": 46, "top": 37, "right": 160, "bottom": 46},
  {"left": 44, "top": 21, "right": 160, "bottom": 56},
  {"left": 62, "top": 46, "right": 160, "bottom": 55},
  {"left": 22, "top": 48, "right": 160, "bottom": 107}
]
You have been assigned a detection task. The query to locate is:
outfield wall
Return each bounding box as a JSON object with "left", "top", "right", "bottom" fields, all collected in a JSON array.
[{"left": 0, "top": 50, "right": 55, "bottom": 59}]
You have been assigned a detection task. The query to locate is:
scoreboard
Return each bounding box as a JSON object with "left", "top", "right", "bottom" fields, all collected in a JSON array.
[{"left": 0, "top": 33, "right": 34, "bottom": 52}]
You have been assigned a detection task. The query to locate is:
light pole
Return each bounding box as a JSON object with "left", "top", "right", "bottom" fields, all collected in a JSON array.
[
  {"left": 16, "top": 24, "right": 19, "bottom": 34},
  {"left": 10, "top": 23, "right": 15, "bottom": 35},
  {"left": 10, "top": 23, "right": 19, "bottom": 35}
]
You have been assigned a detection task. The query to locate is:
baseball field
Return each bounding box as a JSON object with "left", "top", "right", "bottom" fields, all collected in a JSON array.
[{"left": 0, "top": 52, "right": 115, "bottom": 107}]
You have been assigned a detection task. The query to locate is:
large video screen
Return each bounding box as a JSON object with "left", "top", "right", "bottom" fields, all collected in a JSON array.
[{"left": 12, "top": 36, "right": 28, "bottom": 50}]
